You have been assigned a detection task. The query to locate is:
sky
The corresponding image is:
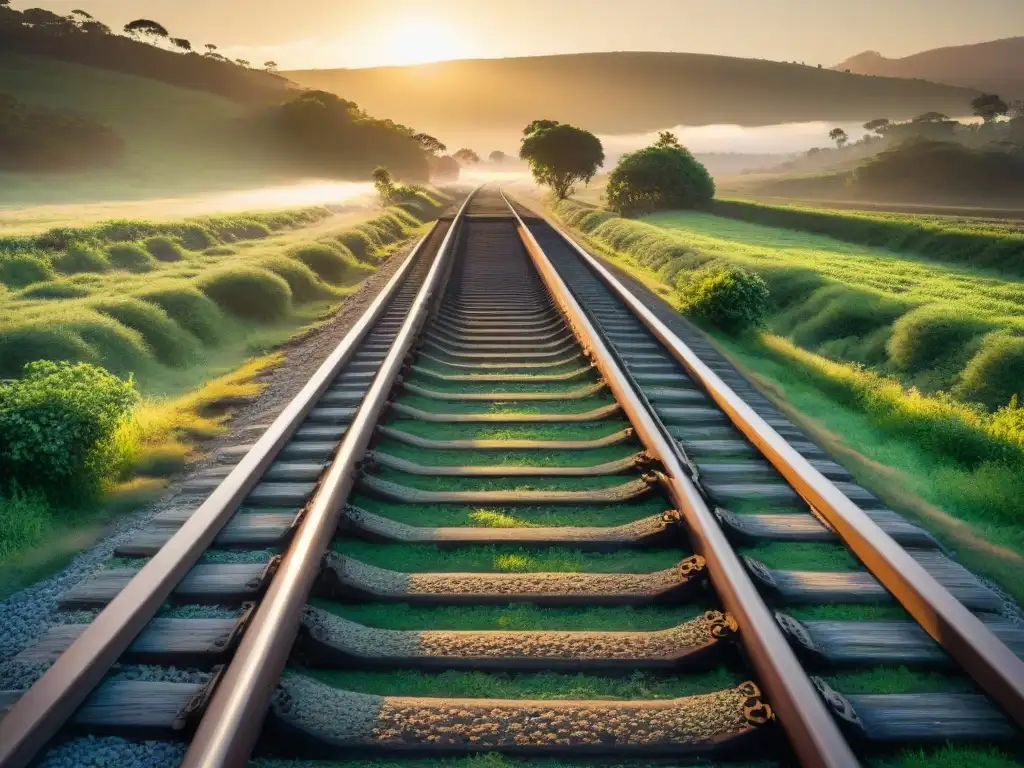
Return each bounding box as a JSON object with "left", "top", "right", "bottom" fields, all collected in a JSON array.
[{"left": 18, "top": 0, "right": 1024, "bottom": 70}]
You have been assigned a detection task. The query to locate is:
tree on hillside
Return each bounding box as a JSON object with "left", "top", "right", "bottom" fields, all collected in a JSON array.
[
  {"left": 972, "top": 94, "right": 1008, "bottom": 123},
  {"left": 520, "top": 121, "right": 604, "bottom": 199},
  {"left": 913, "top": 112, "right": 949, "bottom": 123},
  {"left": 235, "top": 59, "right": 250, "bottom": 67},
  {"left": 828, "top": 127, "right": 848, "bottom": 148},
  {"left": 124, "top": 18, "right": 169, "bottom": 45},
  {"left": 70, "top": 9, "right": 92, "bottom": 19},
  {"left": 204, "top": 43, "right": 218, "bottom": 55},
  {"left": 264, "top": 61, "right": 279, "bottom": 72},
  {"left": 655, "top": 131, "right": 681, "bottom": 148},
  {"left": 171, "top": 38, "right": 191, "bottom": 51},
  {"left": 606, "top": 141, "right": 714, "bottom": 214},
  {"left": 453, "top": 148, "right": 480, "bottom": 165},
  {"left": 412, "top": 133, "right": 447, "bottom": 155},
  {"left": 489, "top": 150, "right": 507, "bottom": 163},
  {"left": 373, "top": 166, "right": 395, "bottom": 202},
  {"left": 863, "top": 118, "right": 890, "bottom": 135}
]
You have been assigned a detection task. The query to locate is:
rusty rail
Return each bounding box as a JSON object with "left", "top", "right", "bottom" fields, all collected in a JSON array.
[
  {"left": 0, "top": 219, "right": 443, "bottom": 768},
  {"left": 178, "top": 191, "right": 475, "bottom": 767},
  {"left": 507, "top": 192, "right": 1024, "bottom": 732},
  {"left": 504, "top": 192, "right": 860, "bottom": 767}
]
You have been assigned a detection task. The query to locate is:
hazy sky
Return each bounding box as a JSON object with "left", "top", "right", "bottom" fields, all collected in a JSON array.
[{"left": 19, "top": 0, "right": 1024, "bottom": 70}]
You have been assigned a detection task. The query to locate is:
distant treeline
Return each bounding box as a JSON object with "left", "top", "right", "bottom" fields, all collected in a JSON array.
[
  {"left": 0, "top": 4, "right": 290, "bottom": 105},
  {"left": 0, "top": 93, "right": 122, "bottom": 172}
]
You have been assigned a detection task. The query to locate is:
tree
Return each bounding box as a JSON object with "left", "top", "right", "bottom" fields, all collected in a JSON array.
[
  {"left": 204, "top": 43, "right": 218, "bottom": 55},
  {"left": 453, "top": 148, "right": 480, "bottom": 165},
  {"left": 913, "top": 111, "right": 950, "bottom": 123},
  {"left": 488, "top": 150, "right": 507, "bottom": 163},
  {"left": 124, "top": 18, "right": 169, "bottom": 44},
  {"left": 606, "top": 142, "right": 715, "bottom": 214},
  {"left": 863, "top": 118, "right": 890, "bottom": 135},
  {"left": 412, "top": 133, "right": 446, "bottom": 155},
  {"left": 372, "top": 166, "right": 395, "bottom": 202},
  {"left": 655, "top": 131, "right": 681, "bottom": 148},
  {"left": 972, "top": 93, "right": 1009, "bottom": 123},
  {"left": 171, "top": 37, "right": 191, "bottom": 51},
  {"left": 431, "top": 155, "right": 460, "bottom": 182},
  {"left": 264, "top": 61, "right": 279, "bottom": 73},
  {"left": 520, "top": 121, "right": 604, "bottom": 199},
  {"left": 235, "top": 59, "right": 250, "bottom": 67},
  {"left": 70, "top": 9, "right": 92, "bottom": 19},
  {"left": 828, "top": 127, "right": 848, "bottom": 148}
]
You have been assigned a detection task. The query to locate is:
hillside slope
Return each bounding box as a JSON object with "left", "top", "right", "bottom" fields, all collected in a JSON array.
[
  {"left": 286, "top": 52, "right": 979, "bottom": 146},
  {"left": 836, "top": 38, "right": 1024, "bottom": 98},
  {"left": 0, "top": 52, "right": 297, "bottom": 205}
]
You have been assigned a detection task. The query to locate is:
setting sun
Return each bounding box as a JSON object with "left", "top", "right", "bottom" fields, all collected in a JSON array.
[{"left": 381, "top": 19, "right": 463, "bottom": 66}]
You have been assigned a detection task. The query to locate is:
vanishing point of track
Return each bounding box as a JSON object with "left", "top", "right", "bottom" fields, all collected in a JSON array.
[{"left": 1, "top": 187, "right": 1023, "bottom": 767}]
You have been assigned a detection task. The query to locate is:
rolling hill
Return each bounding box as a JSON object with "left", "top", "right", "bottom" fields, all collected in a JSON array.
[
  {"left": 835, "top": 38, "right": 1024, "bottom": 98},
  {"left": 286, "top": 52, "right": 980, "bottom": 148}
]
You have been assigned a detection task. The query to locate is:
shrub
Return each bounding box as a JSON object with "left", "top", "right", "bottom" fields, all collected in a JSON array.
[
  {"left": 199, "top": 268, "right": 292, "bottom": 322},
  {"left": 18, "top": 281, "right": 91, "bottom": 299},
  {"left": 137, "top": 287, "right": 229, "bottom": 346},
  {"left": 144, "top": 236, "right": 184, "bottom": 262},
  {"left": 777, "top": 285, "right": 908, "bottom": 350},
  {"left": 54, "top": 245, "right": 109, "bottom": 274},
  {"left": 177, "top": 225, "right": 215, "bottom": 251},
  {"left": 955, "top": 334, "right": 1024, "bottom": 410},
  {"left": 336, "top": 230, "right": 375, "bottom": 261},
  {"left": 71, "top": 314, "right": 152, "bottom": 376},
  {"left": 259, "top": 256, "right": 333, "bottom": 302},
  {"left": 203, "top": 246, "right": 236, "bottom": 256},
  {"left": 607, "top": 144, "right": 716, "bottom": 214},
  {"left": 107, "top": 243, "right": 157, "bottom": 273},
  {"left": 756, "top": 265, "right": 829, "bottom": 310},
  {"left": 0, "top": 255, "right": 54, "bottom": 288},
  {"left": 887, "top": 306, "right": 992, "bottom": 374},
  {"left": 677, "top": 265, "right": 769, "bottom": 334},
  {"left": 93, "top": 299, "right": 200, "bottom": 368},
  {"left": 0, "top": 361, "right": 138, "bottom": 496},
  {"left": 0, "top": 325, "right": 96, "bottom": 377},
  {"left": 291, "top": 244, "right": 371, "bottom": 284}
]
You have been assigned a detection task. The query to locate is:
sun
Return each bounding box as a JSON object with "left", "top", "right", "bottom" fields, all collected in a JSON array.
[{"left": 383, "top": 20, "right": 461, "bottom": 66}]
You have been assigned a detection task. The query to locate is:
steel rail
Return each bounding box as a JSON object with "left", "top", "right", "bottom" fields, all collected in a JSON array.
[
  {"left": 503, "top": 191, "right": 860, "bottom": 768},
  {"left": 179, "top": 190, "right": 476, "bottom": 768},
  {"left": 0, "top": 219, "right": 444, "bottom": 768},
  {"left": 508, "top": 193, "right": 1024, "bottom": 731}
]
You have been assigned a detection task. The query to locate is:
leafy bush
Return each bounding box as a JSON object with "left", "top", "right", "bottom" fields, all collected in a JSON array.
[
  {"left": 18, "top": 281, "right": 92, "bottom": 299},
  {"left": 955, "top": 334, "right": 1024, "bottom": 409},
  {"left": 0, "top": 255, "right": 54, "bottom": 288},
  {"left": 259, "top": 256, "right": 333, "bottom": 302},
  {"left": 144, "top": 236, "right": 184, "bottom": 262},
  {"left": 107, "top": 243, "right": 157, "bottom": 273},
  {"left": 607, "top": 144, "right": 715, "bottom": 214},
  {"left": 137, "top": 286, "right": 228, "bottom": 346},
  {"left": 93, "top": 299, "right": 200, "bottom": 367},
  {"left": 677, "top": 265, "right": 769, "bottom": 334},
  {"left": 54, "top": 245, "right": 109, "bottom": 274},
  {"left": 887, "top": 305, "right": 992, "bottom": 374},
  {"left": 290, "top": 244, "right": 369, "bottom": 284},
  {"left": 199, "top": 268, "right": 292, "bottom": 322},
  {"left": 0, "top": 361, "right": 138, "bottom": 496}
]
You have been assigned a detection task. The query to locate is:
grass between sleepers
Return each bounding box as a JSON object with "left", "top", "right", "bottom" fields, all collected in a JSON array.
[
  {"left": 330, "top": 541, "right": 684, "bottom": 574},
  {"left": 365, "top": 468, "right": 650, "bottom": 494},
  {"left": 384, "top": 420, "right": 633, "bottom": 443},
  {"left": 393, "top": 394, "right": 618, "bottom": 417},
  {"left": 373, "top": 440, "right": 640, "bottom": 469}
]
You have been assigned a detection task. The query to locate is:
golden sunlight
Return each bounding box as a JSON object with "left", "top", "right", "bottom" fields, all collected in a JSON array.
[{"left": 382, "top": 19, "right": 463, "bottom": 66}]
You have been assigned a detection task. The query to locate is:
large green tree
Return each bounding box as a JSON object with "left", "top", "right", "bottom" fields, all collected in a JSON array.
[
  {"left": 519, "top": 121, "right": 604, "bottom": 199},
  {"left": 606, "top": 142, "right": 714, "bottom": 214},
  {"left": 972, "top": 93, "right": 1009, "bottom": 123}
]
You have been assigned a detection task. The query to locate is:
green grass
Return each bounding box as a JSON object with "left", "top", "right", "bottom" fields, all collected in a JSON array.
[
  {"left": 375, "top": 441, "right": 638, "bottom": 468},
  {"left": 331, "top": 541, "right": 683, "bottom": 573},
  {"left": 301, "top": 667, "right": 743, "bottom": 700},
  {"left": 823, "top": 667, "right": 973, "bottom": 695},
  {"left": 385, "top": 420, "right": 633, "bottom": 443},
  {"left": 870, "top": 745, "right": 1024, "bottom": 768},
  {"left": 785, "top": 603, "right": 910, "bottom": 621},
  {"left": 347, "top": 494, "right": 670, "bottom": 528},
  {"left": 394, "top": 393, "right": 616, "bottom": 416},
  {"left": 367, "top": 468, "right": 648, "bottom": 494}
]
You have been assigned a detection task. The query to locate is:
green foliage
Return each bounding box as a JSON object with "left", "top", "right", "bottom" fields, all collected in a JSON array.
[
  {"left": 0, "top": 325, "right": 95, "bottom": 377},
  {"left": 53, "top": 245, "right": 109, "bottom": 274},
  {"left": 136, "top": 286, "right": 227, "bottom": 346},
  {"left": 372, "top": 165, "right": 395, "bottom": 202},
  {"left": 606, "top": 143, "right": 715, "bottom": 214},
  {"left": 887, "top": 306, "right": 992, "bottom": 374},
  {"left": 18, "top": 281, "right": 91, "bottom": 299},
  {"left": 520, "top": 120, "right": 604, "bottom": 199},
  {"left": 290, "top": 244, "right": 360, "bottom": 284},
  {"left": 178, "top": 225, "right": 214, "bottom": 251},
  {"left": 198, "top": 267, "right": 292, "bottom": 322},
  {"left": 143, "top": 235, "right": 184, "bottom": 261},
  {"left": 677, "top": 265, "right": 769, "bottom": 334},
  {"left": 336, "top": 229, "right": 375, "bottom": 261},
  {"left": 106, "top": 243, "right": 156, "bottom": 272},
  {"left": 955, "top": 334, "right": 1024, "bottom": 409},
  {"left": 0, "top": 361, "right": 138, "bottom": 496},
  {"left": 0, "top": 255, "right": 54, "bottom": 288},
  {"left": 258, "top": 255, "right": 333, "bottom": 302},
  {"left": 93, "top": 298, "right": 200, "bottom": 367},
  {"left": 203, "top": 245, "right": 235, "bottom": 256}
]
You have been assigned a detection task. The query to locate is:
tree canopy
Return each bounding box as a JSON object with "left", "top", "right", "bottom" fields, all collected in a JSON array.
[
  {"left": 124, "top": 18, "right": 168, "bottom": 39},
  {"left": 488, "top": 150, "right": 507, "bottom": 163},
  {"left": 863, "top": 118, "right": 890, "bottom": 134},
  {"left": 519, "top": 120, "right": 604, "bottom": 199},
  {"left": 453, "top": 148, "right": 480, "bottom": 165},
  {"left": 606, "top": 141, "right": 714, "bottom": 214},
  {"left": 828, "top": 127, "right": 848, "bottom": 148},
  {"left": 972, "top": 94, "right": 1009, "bottom": 123}
]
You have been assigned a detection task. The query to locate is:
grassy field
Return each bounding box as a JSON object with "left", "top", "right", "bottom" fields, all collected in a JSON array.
[
  {"left": 0, "top": 189, "right": 449, "bottom": 595},
  {"left": 0, "top": 51, "right": 297, "bottom": 205}
]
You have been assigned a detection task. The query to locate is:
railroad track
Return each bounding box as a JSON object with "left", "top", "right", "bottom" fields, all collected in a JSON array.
[{"left": 2, "top": 187, "right": 1023, "bottom": 767}]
